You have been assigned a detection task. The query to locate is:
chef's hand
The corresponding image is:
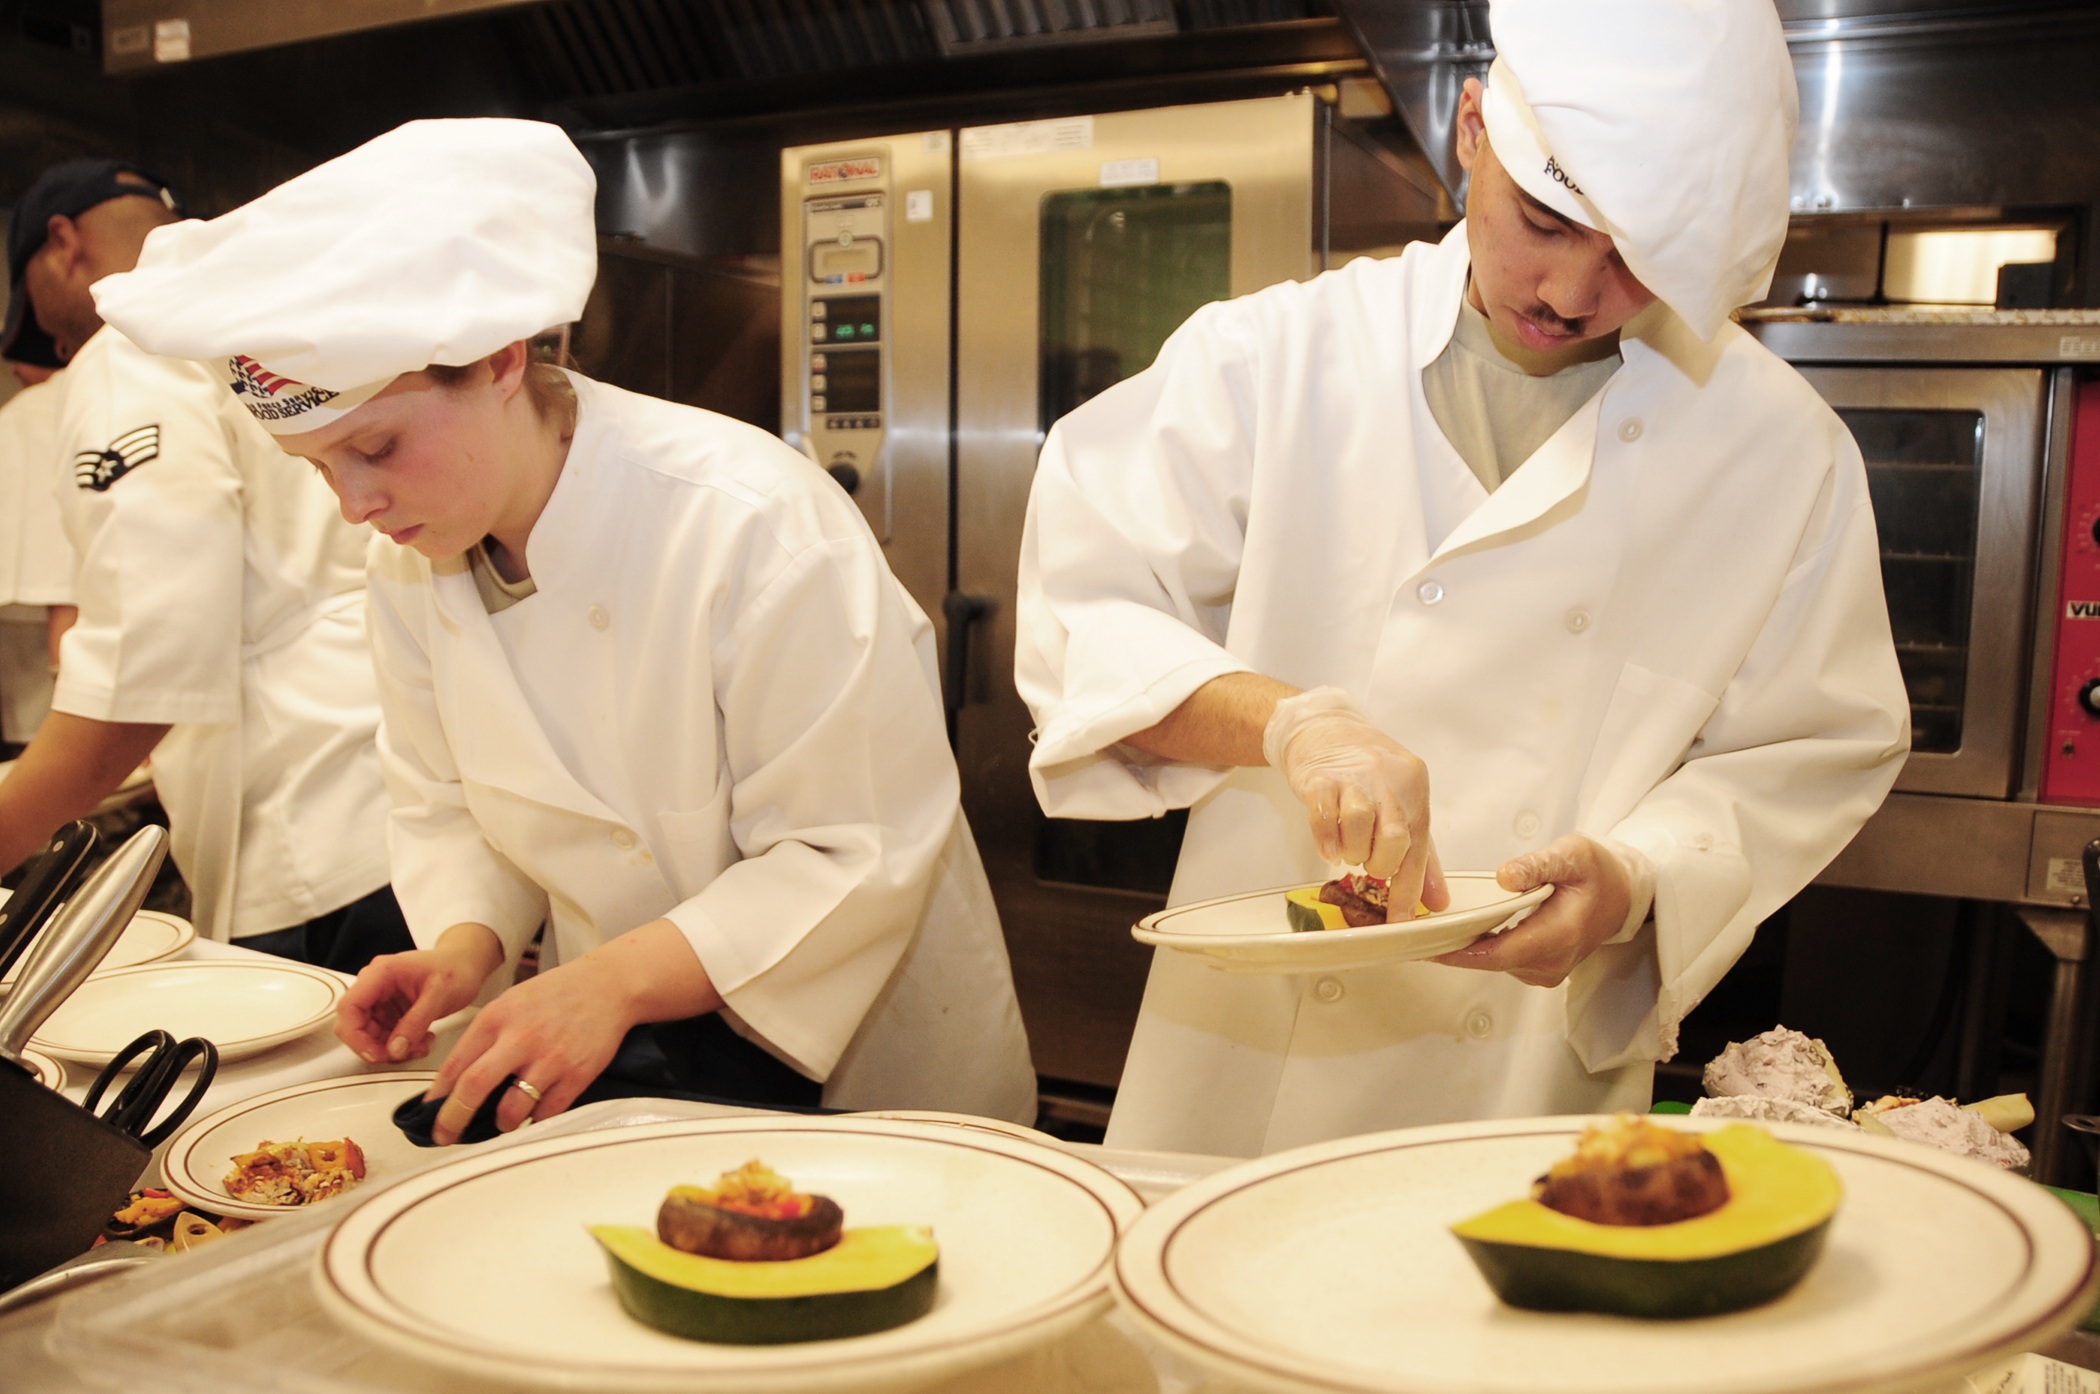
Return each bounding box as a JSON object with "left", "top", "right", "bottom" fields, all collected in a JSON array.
[
  {"left": 1264, "top": 687, "right": 1450, "bottom": 918},
  {"left": 1433, "top": 835, "right": 1642, "bottom": 988},
  {"left": 423, "top": 918, "right": 724, "bottom": 1144},
  {"left": 335, "top": 923, "right": 502, "bottom": 1065}
]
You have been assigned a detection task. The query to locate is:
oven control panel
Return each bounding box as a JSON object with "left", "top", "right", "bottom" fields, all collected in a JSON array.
[
  {"left": 798, "top": 170, "right": 888, "bottom": 530},
  {"left": 2042, "top": 378, "right": 2100, "bottom": 804}
]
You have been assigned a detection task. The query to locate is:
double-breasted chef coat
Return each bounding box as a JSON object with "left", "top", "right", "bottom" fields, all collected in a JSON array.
[
  {"left": 52, "top": 327, "right": 389, "bottom": 940},
  {"left": 1017, "top": 227, "right": 1911, "bottom": 1158},
  {"left": 365, "top": 373, "right": 1036, "bottom": 1121}
]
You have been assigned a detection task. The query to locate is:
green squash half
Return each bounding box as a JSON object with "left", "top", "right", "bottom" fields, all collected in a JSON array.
[
  {"left": 1450, "top": 1124, "right": 1841, "bottom": 1319},
  {"left": 1284, "top": 886, "right": 1350, "bottom": 933},
  {"left": 590, "top": 1224, "right": 939, "bottom": 1344}
]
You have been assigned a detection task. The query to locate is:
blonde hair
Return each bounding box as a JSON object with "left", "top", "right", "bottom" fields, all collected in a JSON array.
[{"left": 422, "top": 347, "right": 577, "bottom": 435}]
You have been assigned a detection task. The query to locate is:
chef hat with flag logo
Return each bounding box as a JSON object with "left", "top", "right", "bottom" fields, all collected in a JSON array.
[
  {"left": 91, "top": 118, "right": 596, "bottom": 436},
  {"left": 1478, "top": 0, "right": 1799, "bottom": 342}
]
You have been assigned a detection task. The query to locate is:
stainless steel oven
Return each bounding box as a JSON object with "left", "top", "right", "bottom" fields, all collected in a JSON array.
[{"left": 782, "top": 93, "right": 1441, "bottom": 1093}]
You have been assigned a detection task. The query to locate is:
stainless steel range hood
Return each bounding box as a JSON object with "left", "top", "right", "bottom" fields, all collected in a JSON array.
[{"left": 100, "top": 0, "right": 555, "bottom": 72}]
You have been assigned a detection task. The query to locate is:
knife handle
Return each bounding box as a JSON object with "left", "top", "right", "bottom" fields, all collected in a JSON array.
[{"left": 0, "top": 825, "right": 168, "bottom": 1062}]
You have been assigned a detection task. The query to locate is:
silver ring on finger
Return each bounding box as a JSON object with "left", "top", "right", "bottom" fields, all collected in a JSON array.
[{"left": 510, "top": 1078, "right": 545, "bottom": 1105}]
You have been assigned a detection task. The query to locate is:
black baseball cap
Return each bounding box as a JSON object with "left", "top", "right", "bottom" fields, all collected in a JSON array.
[{"left": 2, "top": 159, "right": 187, "bottom": 367}]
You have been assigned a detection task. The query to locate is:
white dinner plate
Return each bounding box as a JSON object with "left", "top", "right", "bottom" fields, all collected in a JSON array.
[
  {"left": 16, "top": 1044, "right": 64, "bottom": 1091},
  {"left": 1133, "top": 874, "right": 1551, "bottom": 973},
  {"left": 317, "top": 1115, "right": 1146, "bottom": 1393},
  {"left": 161, "top": 1071, "right": 439, "bottom": 1222},
  {"left": 0, "top": 903, "right": 194, "bottom": 990},
  {"left": 30, "top": 958, "right": 346, "bottom": 1064},
  {"left": 1113, "top": 1115, "right": 2100, "bottom": 1394}
]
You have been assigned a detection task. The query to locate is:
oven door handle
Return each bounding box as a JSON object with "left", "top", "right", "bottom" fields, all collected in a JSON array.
[{"left": 941, "top": 591, "right": 991, "bottom": 748}]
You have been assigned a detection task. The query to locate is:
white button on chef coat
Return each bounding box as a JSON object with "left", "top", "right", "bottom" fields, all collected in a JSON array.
[
  {"left": 1617, "top": 417, "right": 1644, "bottom": 442},
  {"left": 1313, "top": 976, "right": 1344, "bottom": 1004},
  {"left": 587, "top": 604, "right": 610, "bottom": 631},
  {"left": 1565, "top": 607, "right": 1591, "bottom": 634},
  {"left": 1513, "top": 811, "right": 1542, "bottom": 839},
  {"left": 1416, "top": 579, "right": 1445, "bottom": 606},
  {"left": 1464, "top": 1009, "right": 1494, "bottom": 1039},
  {"left": 609, "top": 827, "right": 637, "bottom": 849}
]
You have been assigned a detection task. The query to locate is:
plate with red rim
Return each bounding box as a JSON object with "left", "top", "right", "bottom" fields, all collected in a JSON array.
[
  {"left": 315, "top": 1114, "right": 1145, "bottom": 1393},
  {"left": 29, "top": 958, "right": 345, "bottom": 1064},
  {"left": 160, "top": 1071, "right": 439, "bottom": 1222},
  {"left": 1111, "top": 1114, "right": 2100, "bottom": 1394},
  {"left": 0, "top": 891, "right": 194, "bottom": 992},
  {"left": 1132, "top": 874, "right": 1550, "bottom": 974}
]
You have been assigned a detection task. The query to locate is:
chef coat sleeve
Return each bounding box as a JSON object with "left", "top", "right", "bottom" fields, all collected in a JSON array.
[
  {"left": 50, "top": 341, "right": 241, "bottom": 725},
  {"left": 661, "top": 531, "right": 959, "bottom": 1083},
  {"left": 365, "top": 550, "right": 549, "bottom": 962},
  {"left": 1566, "top": 461, "right": 1910, "bottom": 1073},
  {"left": 1016, "top": 306, "right": 1263, "bottom": 821}
]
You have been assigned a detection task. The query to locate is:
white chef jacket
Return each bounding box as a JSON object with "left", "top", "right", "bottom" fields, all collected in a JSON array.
[
  {"left": 0, "top": 376, "right": 76, "bottom": 608},
  {"left": 0, "top": 376, "right": 76, "bottom": 743},
  {"left": 1018, "top": 226, "right": 1910, "bottom": 1157},
  {"left": 366, "top": 373, "right": 1036, "bottom": 1122},
  {"left": 52, "top": 326, "right": 390, "bottom": 940}
]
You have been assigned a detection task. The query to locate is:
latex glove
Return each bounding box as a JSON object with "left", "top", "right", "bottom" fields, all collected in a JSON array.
[
  {"left": 1433, "top": 834, "right": 1653, "bottom": 988},
  {"left": 1264, "top": 686, "right": 1449, "bottom": 918},
  {"left": 334, "top": 927, "right": 499, "bottom": 1066}
]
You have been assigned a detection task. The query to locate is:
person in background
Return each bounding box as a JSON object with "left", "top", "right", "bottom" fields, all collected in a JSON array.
[
  {"left": 0, "top": 159, "right": 407, "bottom": 970},
  {"left": 93, "top": 120, "right": 1035, "bottom": 1137},
  {"left": 1016, "top": 0, "right": 1910, "bottom": 1156},
  {"left": 0, "top": 356, "right": 76, "bottom": 754}
]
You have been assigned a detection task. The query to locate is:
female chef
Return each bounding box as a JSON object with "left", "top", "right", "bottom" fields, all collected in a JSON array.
[{"left": 93, "top": 120, "right": 1035, "bottom": 1140}]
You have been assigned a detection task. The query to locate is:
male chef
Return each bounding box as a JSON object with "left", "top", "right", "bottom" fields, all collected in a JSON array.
[
  {"left": 0, "top": 159, "right": 406, "bottom": 968},
  {"left": 1016, "top": 0, "right": 1910, "bottom": 1156}
]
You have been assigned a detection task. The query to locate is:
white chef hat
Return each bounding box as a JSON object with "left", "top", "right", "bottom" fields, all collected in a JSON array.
[
  {"left": 92, "top": 118, "right": 597, "bottom": 435},
  {"left": 1478, "top": 0, "right": 1799, "bottom": 341}
]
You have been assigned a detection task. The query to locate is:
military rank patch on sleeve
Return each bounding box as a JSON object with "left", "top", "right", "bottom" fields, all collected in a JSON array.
[{"left": 74, "top": 424, "right": 161, "bottom": 491}]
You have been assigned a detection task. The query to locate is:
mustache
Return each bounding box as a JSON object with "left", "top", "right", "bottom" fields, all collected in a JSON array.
[{"left": 1521, "top": 305, "right": 1588, "bottom": 337}]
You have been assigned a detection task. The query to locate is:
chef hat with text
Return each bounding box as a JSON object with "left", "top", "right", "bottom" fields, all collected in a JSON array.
[
  {"left": 92, "top": 118, "right": 596, "bottom": 435},
  {"left": 1479, "top": 0, "right": 1798, "bottom": 341}
]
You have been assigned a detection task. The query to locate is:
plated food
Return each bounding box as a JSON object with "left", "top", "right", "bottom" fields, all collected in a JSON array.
[
  {"left": 100, "top": 1187, "right": 249, "bottom": 1253},
  {"left": 317, "top": 1116, "right": 1143, "bottom": 1393},
  {"left": 591, "top": 1159, "right": 939, "bottom": 1345},
  {"left": 1112, "top": 1115, "right": 2098, "bottom": 1394},
  {"left": 1135, "top": 874, "right": 1550, "bottom": 974},
  {"left": 1283, "top": 874, "right": 1431, "bottom": 932},
  {"left": 223, "top": 1136, "right": 367, "bottom": 1206},
  {"left": 1451, "top": 1115, "right": 1840, "bottom": 1319},
  {"left": 160, "top": 1072, "right": 437, "bottom": 1222}
]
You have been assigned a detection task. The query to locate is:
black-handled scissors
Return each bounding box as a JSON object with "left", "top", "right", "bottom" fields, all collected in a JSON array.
[{"left": 82, "top": 1030, "right": 219, "bottom": 1148}]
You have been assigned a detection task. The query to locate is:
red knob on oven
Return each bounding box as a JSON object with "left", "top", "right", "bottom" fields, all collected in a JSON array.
[{"left": 2081, "top": 679, "right": 2100, "bottom": 717}]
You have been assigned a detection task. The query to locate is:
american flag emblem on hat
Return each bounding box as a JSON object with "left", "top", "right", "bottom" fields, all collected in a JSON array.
[{"left": 229, "top": 354, "right": 296, "bottom": 398}]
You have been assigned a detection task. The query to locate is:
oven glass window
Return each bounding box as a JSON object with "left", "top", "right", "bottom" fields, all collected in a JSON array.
[
  {"left": 1033, "top": 181, "right": 1232, "bottom": 894},
  {"left": 1838, "top": 407, "right": 1984, "bottom": 754},
  {"left": 1037, "top": 182, "right": 1232, "bottom": 436}
]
